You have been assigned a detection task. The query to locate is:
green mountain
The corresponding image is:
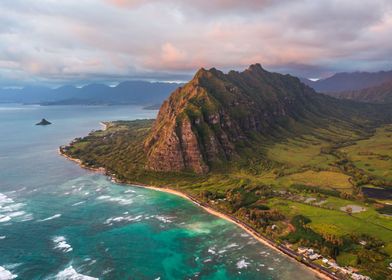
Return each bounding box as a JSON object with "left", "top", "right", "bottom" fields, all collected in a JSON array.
[
  {"left": 301, "top": 70, "right": 392, "bottom": 93},
  {"left": 62, "top": 64, "right": 392, "bottom": 280},
  {"left": 0, "top": 81, "right": 180, "bottom": 106},
  {"left": 328, "top": 79, "right": 392, "bottom": 104},
  {"left": 144, "top": 63, "right": 391, "bottom": 174}
]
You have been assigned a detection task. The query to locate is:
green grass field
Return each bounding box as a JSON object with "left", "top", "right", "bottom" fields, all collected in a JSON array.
[
  {"left": 277, "top": 170, "right": 353, "bottom": 192},
  {"left": 267, "top": 198, "right": 392, "bottom": 243},
  {"left": 340, "top": 125, "right": 392, "bottom": 182},
  {"left": 63, "top": 120, "right": 392, "bottom": 279}
]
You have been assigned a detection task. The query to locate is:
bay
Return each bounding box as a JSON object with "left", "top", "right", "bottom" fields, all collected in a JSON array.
[{"left": 0, "top": 104, "right": 317, "bottom": 279}]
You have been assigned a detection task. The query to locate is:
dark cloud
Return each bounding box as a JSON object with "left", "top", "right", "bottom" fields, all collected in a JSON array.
[{"left": 0, "top": 0, "right": 391, "bottom": 87}]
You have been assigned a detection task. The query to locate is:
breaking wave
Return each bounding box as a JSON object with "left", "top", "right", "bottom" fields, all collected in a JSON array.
[{"left": 55, "top": 266, "right": 98, "bottom": 280}]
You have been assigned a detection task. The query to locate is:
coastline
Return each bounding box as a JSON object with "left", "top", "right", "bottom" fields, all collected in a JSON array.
[
  {"left": 58, "top": 147, "right": 335, "bottom": 280},
  {"left": 131, "top": 185, "right": 333, "bottom": 280}
]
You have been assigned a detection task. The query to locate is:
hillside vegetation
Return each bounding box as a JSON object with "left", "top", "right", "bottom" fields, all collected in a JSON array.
[{"left": 62, "top": 65, "right": 392, "bottom": 279}]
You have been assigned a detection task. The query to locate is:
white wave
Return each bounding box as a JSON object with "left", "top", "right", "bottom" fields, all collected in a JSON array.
[
  {"left": 0, "top": 193, "right": 14, "bottom": 205},
  {"left": 0, "top": 193, "right": 32, "bottom": 223},
  {"left": 124, "top": 189, "right": 136, "bottom": 194},
  {"left": 72, "top": 201, "right": 85, "bottom": 206},
  {"left": 8, "top": 211, "right": 26, "bottom": 218},
  {"left": 53, "top": 236, "right": 73, "bottom": 253},
  {"left": 0, "top": 215, "right": 11, "bottom": 223},
  {"left": 0, "top": 266, "right": 17, "bottom": 280},
  {"left": 109, "top": 197, "right": 133, "bottom": 205},
  {"left": 20, "top": 213, "right": 34, "bottom": 222},
  {"left": 55, "top": 266, "right": 98, "bottom": 280},
  {"left": 0, "top": 236, "right": 5, "bottom": 240},
  {"left": 153, "top": 215, "right": 173, "bottom": 223},
  {"left": 208, "top": 247, "right": 216, "bottom": 255},
  {"left": 236, "top": 259, "right": 250, "bottom": 269},
  {"left": 104, "top": 215, "right": 143, "bottom": 225},
  {"left": 1, "top": 264, "right": 21, "bottom": 271},
  {"left": 96, "top": 195, "right": 133, "bottom": 205},
  {"left": 102, "top": 268, "right": 113, "bottom": 275},
  {"left": 1, "top": 203, "right": 25, "bottom": 213},
  {"left": 39, "top": 214, "right": 61, "bottom": 222},
  {"left": 223, "top": 243, "right": 238, "bottom": 250}
]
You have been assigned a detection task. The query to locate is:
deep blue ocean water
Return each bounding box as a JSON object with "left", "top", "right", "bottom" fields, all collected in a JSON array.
[{"left": 0, "top": 104, "right": 317, "bottom": 280}]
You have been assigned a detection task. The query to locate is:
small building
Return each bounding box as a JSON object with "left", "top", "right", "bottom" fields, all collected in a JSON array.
[
  {"left": 308, "top": 253, "right": 321, "bottom": 261},
  {"left": 297, "top": 247, "right": 308, "bottom": 254}
]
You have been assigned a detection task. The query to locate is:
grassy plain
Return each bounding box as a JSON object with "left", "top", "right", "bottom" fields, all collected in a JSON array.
[{"left": 62, "top": 120, "right": 392, "bottom": 279}]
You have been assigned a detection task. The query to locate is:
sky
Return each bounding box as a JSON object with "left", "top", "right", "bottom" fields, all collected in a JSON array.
[{"left": 1, "top": 0, "right": 392, "bottom": 87}]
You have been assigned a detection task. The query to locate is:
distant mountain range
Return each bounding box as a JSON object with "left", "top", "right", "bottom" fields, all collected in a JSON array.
[
  {"left": 0, "top": 81, "right": 181, "bottom": 106},
  {"left": 4, "top": 69, "right": 392, "bottom": 107},
  {"left": 327, "top": 79, "right": 392, "bottom": 104},
  {"left": 300, "top": 69, "right": 392, "bottom": 104},
  {"left": 301, "top": 70, "right": 392, "bottom": 93}
]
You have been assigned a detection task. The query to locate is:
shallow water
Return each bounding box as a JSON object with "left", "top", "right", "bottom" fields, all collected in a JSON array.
[{"left": 0, "top": 104, "right": 317, "bottom": 279}]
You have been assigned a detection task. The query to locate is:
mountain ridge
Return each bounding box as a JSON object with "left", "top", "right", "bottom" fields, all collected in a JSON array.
[
  {"left": 143, "top": 64, "right": 390, "bottom": 174},
  {"left": 301, "top": 70, "right": 392, "bottom": 93},
  {"left": 327, "top": 79, "right": 392, "bottom": 104},
  {"left": 0, "top": 81, "right": 181, "bottom": 105}
]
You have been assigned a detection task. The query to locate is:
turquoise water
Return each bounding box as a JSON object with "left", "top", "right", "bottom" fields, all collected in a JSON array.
[{"left": 0, "top": 104, "right": 317, "bottom": 279}]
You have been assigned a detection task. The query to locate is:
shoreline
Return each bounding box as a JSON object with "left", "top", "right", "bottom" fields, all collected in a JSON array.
[
  {"left": 131, "top": 185, "right": 333, "bottom": 280},
  {"left": 58, "top": 147, "right": 336, "bottom": 280}
]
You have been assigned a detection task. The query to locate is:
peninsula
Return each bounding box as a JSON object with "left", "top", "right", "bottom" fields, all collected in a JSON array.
[{"left": 61, "top": 64, "right": 392, "bottom": 280}]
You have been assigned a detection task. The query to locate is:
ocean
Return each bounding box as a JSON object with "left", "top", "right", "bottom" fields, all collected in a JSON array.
[{"left": 0, "top": 104, "right": 317, "bottom": 279}]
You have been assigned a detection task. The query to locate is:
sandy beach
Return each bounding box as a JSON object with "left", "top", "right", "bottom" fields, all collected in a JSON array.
[
  {"left": 137, "top": 185, "right": 332, "bottom": 280},
  {"left": 59, "top": 148, "right": 334, "bottom": 280}
]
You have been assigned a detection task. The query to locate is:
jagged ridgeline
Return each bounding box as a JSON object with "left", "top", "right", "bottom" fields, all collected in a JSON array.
[{"left": 143, "top": 64, "right": 391, "bottom": 174}]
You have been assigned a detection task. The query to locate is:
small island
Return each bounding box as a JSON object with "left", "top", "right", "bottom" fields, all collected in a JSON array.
[{"left": 36, "top": 118, "right": 52, "bottom": 125}]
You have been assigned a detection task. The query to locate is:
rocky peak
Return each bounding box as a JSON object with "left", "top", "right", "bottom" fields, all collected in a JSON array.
[
  {"left": 247, "top": 63, "right": 264, "bottom": 72},
  {"left": 144, "top": 64, "right": 321, "bottom": 174}
]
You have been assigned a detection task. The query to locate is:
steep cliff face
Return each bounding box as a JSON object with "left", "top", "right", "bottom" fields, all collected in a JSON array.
[{"left": 143, "top": 64, "right": 340, "bottom": 174}]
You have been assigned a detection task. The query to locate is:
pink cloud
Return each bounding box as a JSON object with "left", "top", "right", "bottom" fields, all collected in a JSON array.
[{"left": 1, "top": 0, "right": 392, "bottom": 86}]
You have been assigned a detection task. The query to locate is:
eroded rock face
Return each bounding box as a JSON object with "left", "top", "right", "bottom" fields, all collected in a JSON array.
[{"left": 144, "top": 63, "right": 321, "bottom": 174}]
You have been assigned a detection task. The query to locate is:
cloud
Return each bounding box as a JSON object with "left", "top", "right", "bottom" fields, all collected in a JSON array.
[
  {"left": 107, "top": 0, "right": 282, "bottom": 13},
  {"left": 0, "top": 0, "right": 392, "bottom": 87}
]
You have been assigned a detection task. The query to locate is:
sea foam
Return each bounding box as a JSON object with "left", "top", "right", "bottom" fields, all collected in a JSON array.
[
  {"left": 0, "top": 193, "right": 32, "bottom": 223},
  {"left": 236, "top": 259, "right": 250, "bottom": 269},
  {"left": 0, "top": 215, "right": 11, "bottom": 223},
  {"left": 39, "top": 214, "right": 61, "bottom": 222},
  {"left": 55, "top": 266, "right": 98, "bottom": 280},
  {"left": 0, "top": 266, "right": 17, "bottom": 280},
  {"left": 104, "top": 215, "right": 143, "bottom": 225},
  {"left": 53, "top": 236, "right": 73, "bottom": 253}
]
